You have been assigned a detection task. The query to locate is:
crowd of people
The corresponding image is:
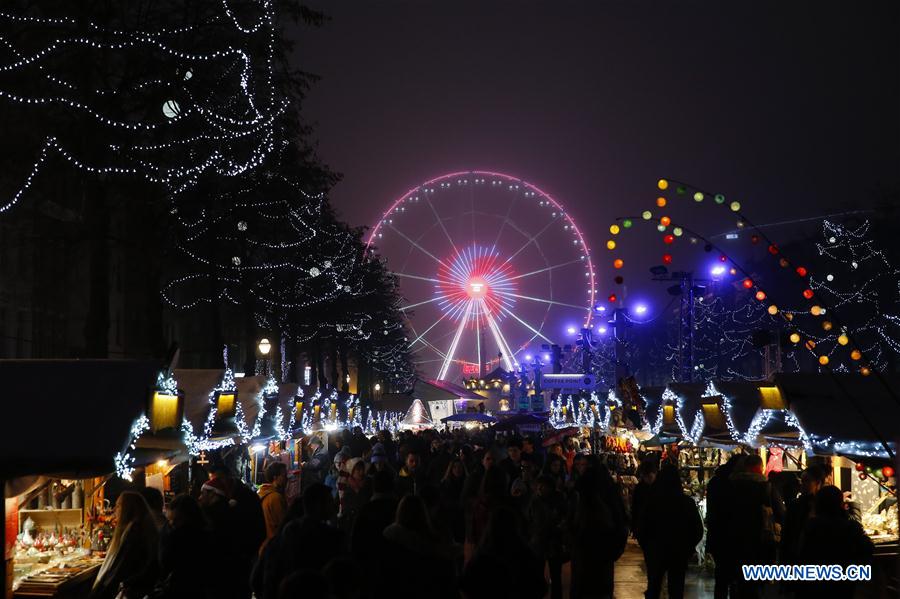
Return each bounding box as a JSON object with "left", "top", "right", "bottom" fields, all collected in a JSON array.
[{"left": 86, "top": 427, "right": 876, "bottom": 599}]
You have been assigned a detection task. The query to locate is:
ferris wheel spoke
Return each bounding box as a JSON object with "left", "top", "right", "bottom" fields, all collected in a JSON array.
[
  {"left": 424, "top": 195, "right": 459, "bottom": 255},
  {"left": 400, "top": 295, "right": 446, "bottom": 312},
  {"left": 387, "top": 223, "right": 448, "bottom": 267},
  {"left": 507, "top": 258, "right": 583, "bottom": 281},
  {"left": 409, "top": 309, "right": 452, "bottom": 348},
  {"left": 392, "top": 271, "right": 441, "bottom": 284},
  {"left": 483, "top": 303, "right": 517, "bottom": 371},
  {"left": 492, "top": 194, "right": 521, "bottom": 249},
  {"left": 437, "top": 301, "right": 472, "bottom": 380},
  {"left": 497, "top": 291, "right": 586, "bottom": 311},
  {"left": 502, "top": 214, "right": 562, "bottom": 265},
  {"left": 498, "top": 304, "right": 553, "bottom": 344}
]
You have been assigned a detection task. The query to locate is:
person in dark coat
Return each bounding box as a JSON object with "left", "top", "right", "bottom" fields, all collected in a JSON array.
[
  {"left": 706, "top": 454, "right": 743, "bottom": 599},
  {"left": 198, "top": 477, "right": 245, "bottom": 599},
  {"left": 528, "top": 475, "right": 568, "bottom": 599},
  {"left": 638, "top": 465, "right": 704, "bottom": 599},
  {"left": 90, "top": 492, "right": 159, "bottom": 599},
  {"left": 569, "top": 465, "right": 628, "bottom": 599},
  {"left": 426, "top": 438, "right": 453, "bottom": 486},
  {"left": 630, "top": 460, "right": 657, "bottom": 537},
  {"left": 302, "top": 436, "right": 330, "bottom": 490},
  {"left": 395, "top": 451, "right": 426, "bottom": 497},
  {"left": 797, "top": 485, "right": 874, "bottom": 599},
  {"left": 438, "top": 458, "right": 467, "bottom": 543},
  {"left": 381, "top": 495, "right": 458, "bottom": 599},
  {"left": 727, "top": 455, "right": 783, "bottom": 599},
  {"left": 475, "top": 505, "right": 547, "bottom": 599},
  {"left": 350, "top": 469, "right": 399, "bottom": 596},
  {"left": 498, "top": 437, "right": 525, "bottom": 489},
  {"left": 159, "top": 494, "right": 214, "bottom": 598},
  {"left": 781, "top": 465, "right": 826, "bottom": 567}
]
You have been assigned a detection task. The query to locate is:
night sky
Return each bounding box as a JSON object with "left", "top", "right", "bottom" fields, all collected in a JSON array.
[{"left": 298, "top": 0, "right": 900, "bottom": 305}]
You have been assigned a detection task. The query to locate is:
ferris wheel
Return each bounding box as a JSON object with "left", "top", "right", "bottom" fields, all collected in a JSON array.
[{"left": 368, "top": 170, "right": 596, "bottom": 382}]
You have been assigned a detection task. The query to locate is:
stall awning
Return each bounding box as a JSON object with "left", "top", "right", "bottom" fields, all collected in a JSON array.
[{"left": 0, "top": 360, "right": 160, "bottom": 478}]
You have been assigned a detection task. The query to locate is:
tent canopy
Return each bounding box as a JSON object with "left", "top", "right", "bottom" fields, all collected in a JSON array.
[
  {"left": 441, "top": 412, "right": 497, "bottom": 423},
  {"left": 0, "top": 360, "right": 161, "bottom": 478}
]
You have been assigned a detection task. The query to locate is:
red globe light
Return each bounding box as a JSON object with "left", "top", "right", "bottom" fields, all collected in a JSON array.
[
  {"left": 755, "top": 291, "right": 766, "bottom": 301},
  {"left": 742, "top": 278, "right": 754, "bottom": 289},
  {"left": 796, "top": 266, "right": 808, "bottom": 277},
  {"left": 883, "top": 466, "right": 895, "bottom": 479},
  {"left": 802, "top": 289, "right": 814, "bottom": 300},
  {"left": 662, "top": 253, "right": 673, "bottom": 265},
  {"left": 663, "top": 234, "right": 675, "bottom": 244},
  {"left": 608, "top": 294, "right": 617, "bottom": 303},
  {"left": 855, "top": 462, "right": 865, "bottom": 472},
  {"left": 768, "top": 244, "right": 779, "bottom": 255},
  {"left": 719, "top": 254, "right": 727, "bottom": 262}
]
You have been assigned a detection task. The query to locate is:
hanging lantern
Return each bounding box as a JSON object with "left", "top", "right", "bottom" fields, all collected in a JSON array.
[
  {"left": 789, "top": 333, "right": 800, "bottom": 344},
  {"left": 613, "top": 259, "right": 624, "bottom": 269},
  {"left": 755, "top": 291, "right": 766, "bottom": 301},
  {"left": 802, "top": 289, "right": 814, "bottom": 299},
  {"left": 837, "top": 334, "right": 849, "bottom": 346},
  {"left": 610, "top": 224, "right": 620, "bottom": 235},
  {"left": 657, "top": 179, "right": 669, "bottom": 190},
  {"left": 606, "top": 240, "right": 616, "bottom": 250},
  {"left": 742, "top": 278, "right": 754, "bottom": 289},
  {"left": 850, "top": 349, "right": 862, "bottom": 361},
  {"left": 660, "top": 216, "right": 671, "bottom": 227},
  {"left": 818, "top": 355, "right": 829, "bottom": 366},
  {"left": 795, "top": 266, "right": 808, "bottom": 277}
]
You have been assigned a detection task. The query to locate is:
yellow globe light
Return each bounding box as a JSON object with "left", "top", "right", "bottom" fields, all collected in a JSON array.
[
  {"left": 837, "top": 334, "right": 849, "bottom": 346},
  {"left": 606, "top": 240, "right": 616, "bottom": 250},
  {"left": 658, "top": 179, "right": 669, "bottom": 190},
  {"left": 610, "top": 224, "right": 620, "bottom": 235},
  {"left": 767, "top": 305, "right": 778, "bottom": 315},
  {"left": 810, "top": 305, "right": 822, "bottom": 316},
  {"left": 818, "top": 355, "right": 829, "bottom": 366},
  {"left": 789, "top": 333, "right": 801, "bottom": 344},
  {"left": 861, "top": 366, "right": 871, "bottom": 376},
  {"left": 730, "top": 201, "right": 741, "bottom": 212},
  {"left": 642, "top": 210, "right": 652, "bottom": 220}
]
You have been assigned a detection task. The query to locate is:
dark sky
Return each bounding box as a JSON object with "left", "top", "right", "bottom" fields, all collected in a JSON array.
[{"left": 297, "top": 0, "right": 900, "bottom": 302}]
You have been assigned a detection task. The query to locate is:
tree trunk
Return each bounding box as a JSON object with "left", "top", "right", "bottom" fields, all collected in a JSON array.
[
  {"left": 83, "top": 182, "right": 110, "bottom": 358},
  {"left": 329, "top": 343, "right": 339, "bottom": 389},
  {"left": 243, "top": 307, "right": 256, "bottom": 375},
  {"left": 339, "top": 343, "right": 350, "bottom": 393}
]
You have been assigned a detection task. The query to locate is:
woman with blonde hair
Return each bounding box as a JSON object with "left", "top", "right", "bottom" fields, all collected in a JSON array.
[{"left": 91, "top": 491, "right": 160, "bottom": 599}]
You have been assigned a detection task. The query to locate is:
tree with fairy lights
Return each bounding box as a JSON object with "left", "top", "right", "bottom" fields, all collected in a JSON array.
[{"left": 787, "top": 219, "right": 900, "bottom": 372}]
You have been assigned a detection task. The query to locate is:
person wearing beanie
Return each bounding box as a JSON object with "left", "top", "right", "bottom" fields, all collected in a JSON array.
[{"left": 302, "top": 435, "right": 329, "bottom": 491}]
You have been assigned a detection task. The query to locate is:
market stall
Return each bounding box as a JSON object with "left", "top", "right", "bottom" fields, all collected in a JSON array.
[{"left": 2, "top": 360, "right": 160, "bottom": 598}]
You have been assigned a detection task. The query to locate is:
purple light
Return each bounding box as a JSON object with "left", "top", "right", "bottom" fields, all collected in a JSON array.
[
  {"left": 597, "top": 326, "right": 608, "bottom": 334},
  {"left": 566, "top": 326, "right": 577, "bottom": 335},
  {"left": 525, "top": 354, "right": 532, "bottom": 361},
  {"left": 634, "top": 304, "right": 648, "bottom": 315},
  {"left": 543, "top": 353, "right": 550, "bottom": 361},
  {"left": 594, "top": 304, "right": 606, "bottom": 313},
  {"left": 710, "top": 265, "right": 727, "bottom": 277}
]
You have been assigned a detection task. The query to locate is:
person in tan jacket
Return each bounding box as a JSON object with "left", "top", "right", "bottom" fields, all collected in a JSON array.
[{"left": 258, "top": 462, "right": 288, "bottom": 550}]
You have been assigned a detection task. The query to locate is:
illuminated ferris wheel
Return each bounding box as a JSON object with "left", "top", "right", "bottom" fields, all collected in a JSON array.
[{"left": 368, "top": 171, "right": 596, "bottom": 382}]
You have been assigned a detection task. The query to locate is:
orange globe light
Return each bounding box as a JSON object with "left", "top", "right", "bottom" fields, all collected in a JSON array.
[
  {"left": 662, "top": 253, "right": 673, "bottom": 265},
  {"left": 805, "top": 340, "right": 816, "bottom": 350},
  {"left": 822, "top": 321, "right": 833, "bottom": 331},
  {"left": 802, "top": 289, "right": 814, "bottom": 299},
  {"left": 861, "top": 366, "right": 871, "bottom": 376},
  {"left": 810, "top": 305, "right": 822, "bottom": 316},
  {"left": 767, "top": 305, "right": 778, "bottom": 315},
  {"left": 660, "top": 216, "right": 672, "bottom": 227},
  {"left": 850, "top": 349, "right": 862, "bottom": 361},
  {"left": 658, "top": 179, "right": 669, "bottom": 190},
  {"left": 818, "top": 355, "right": 829, "bottom": 366},
  {"left": 742, "top": 278, "right": 754, "bottom": 289},
  {"left": 656, "top": 197, "right": 667, "bottom": 207},
  {"left": 613, "top": 259, "right": 624, "bottom": 269},
  {"left": 755, "top": 291, "right": 766, "bottom": 301}
]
